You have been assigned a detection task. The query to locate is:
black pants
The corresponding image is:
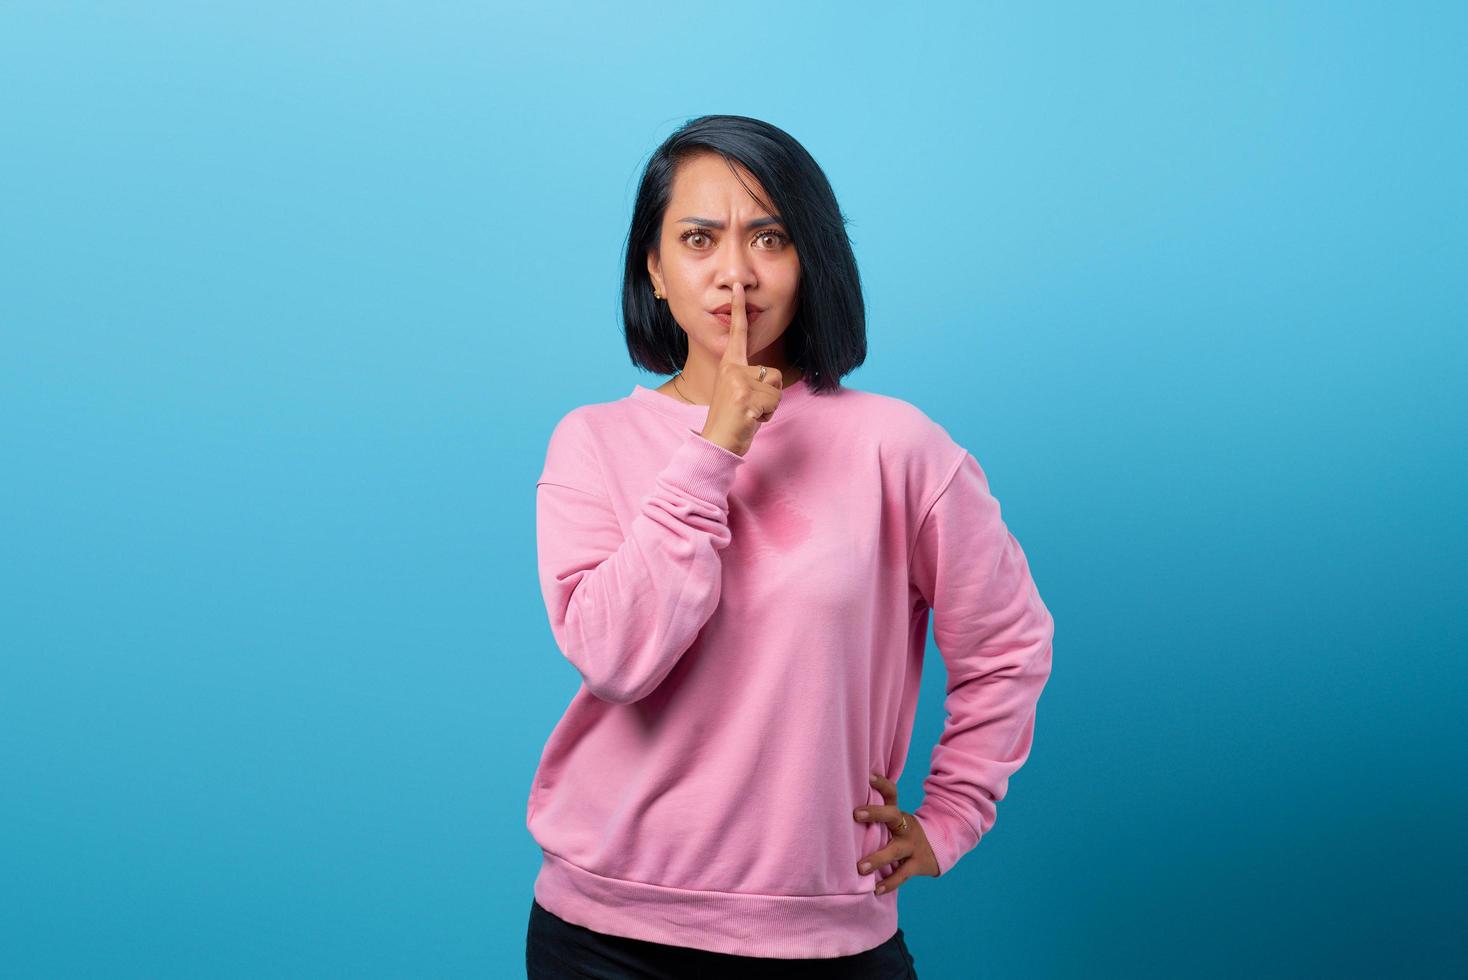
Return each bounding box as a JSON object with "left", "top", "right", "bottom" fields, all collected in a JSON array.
[{"left": 526, "top": 898, "right": 918, "bottom": 979}]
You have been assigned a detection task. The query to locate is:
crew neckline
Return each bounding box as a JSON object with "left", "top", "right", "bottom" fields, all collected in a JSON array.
[{"left": 629, "top": 375, "right": 822, "bottom": 428}]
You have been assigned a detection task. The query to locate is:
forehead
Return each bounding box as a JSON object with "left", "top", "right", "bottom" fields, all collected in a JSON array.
[{"left": 668, "top": 153, "right": 772, "bottom": 210}]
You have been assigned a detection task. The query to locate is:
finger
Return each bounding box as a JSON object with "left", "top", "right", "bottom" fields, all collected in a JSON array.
[
  {"left": 874, "top": 861, "right": 917, "bottom": 895},
  {"left": 853, "top": 803, "right": 905, "bottom": 831},
  {"left": 857, "top": 838, "right": 915, "bottom": 876},
  {"left": 746, "top": 373, "right": 784, "bottom": 423},
  {"left": 869, "top": 772, "right": 898, "bottom": 806},
  {"left": 721, "top": 282, "right": 749, "bottom": 366},
  {"left": 751, "top": 365, "right": 783, "bottom": 392}
]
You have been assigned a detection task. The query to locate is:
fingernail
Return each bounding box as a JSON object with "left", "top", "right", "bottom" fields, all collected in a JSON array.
[
  {"left": 859, "top": 862, "right": 871, "bottom": 873},
  {"left": 870, "top": 772, "right": 881, "bottom": 781},
  {"left": 875, "top": 885, "right": 886, "bottom": 894},
  {"left": 855, "top": 809, "right": 868, "bottom": 819}
]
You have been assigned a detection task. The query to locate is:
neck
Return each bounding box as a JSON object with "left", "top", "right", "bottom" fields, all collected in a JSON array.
[{"left": 673, "top": 353, "right": 802, "bottom": 406}]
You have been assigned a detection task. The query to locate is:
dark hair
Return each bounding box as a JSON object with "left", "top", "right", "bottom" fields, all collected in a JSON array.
[{"left": 621, "top": 114, "right": 866, "bottom": 393}]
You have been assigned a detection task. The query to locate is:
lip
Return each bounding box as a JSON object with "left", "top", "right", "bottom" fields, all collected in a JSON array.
[
  {"left": 711, "top": 310, "right": 762, "bottom": 325},
  {"left": 709, "top": 303, "right": 764, "bottom": 314}
]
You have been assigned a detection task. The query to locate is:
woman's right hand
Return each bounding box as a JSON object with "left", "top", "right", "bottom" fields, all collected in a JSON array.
[{"left": 700, "top": 282, "right": 784, "bottom": 457}]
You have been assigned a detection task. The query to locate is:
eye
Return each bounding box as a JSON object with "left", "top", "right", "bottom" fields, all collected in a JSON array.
[{"left": 678, "top": 227, "right": 791, "bottom": 249}]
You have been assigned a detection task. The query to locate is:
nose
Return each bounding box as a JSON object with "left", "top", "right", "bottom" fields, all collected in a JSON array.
[{"left": 712, "top": 238, "right": 757, "bottom": 293}]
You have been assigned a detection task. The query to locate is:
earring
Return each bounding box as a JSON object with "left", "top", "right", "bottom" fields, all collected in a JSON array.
[{"left": 653, "top": 290, "right": 664, "bottom": 299}]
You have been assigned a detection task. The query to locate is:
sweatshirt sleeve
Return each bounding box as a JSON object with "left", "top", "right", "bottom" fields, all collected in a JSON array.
[
  {"left": 535, "top": 415, "right": 745, "bottom": 704},
  {"left": 908, "top": 450, "right": 1055, "bottom": 877}
]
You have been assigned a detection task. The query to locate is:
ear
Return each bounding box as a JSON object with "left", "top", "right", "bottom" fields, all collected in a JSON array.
[{"left": 646, "top": 249, "right": 662, "bottom": 295}]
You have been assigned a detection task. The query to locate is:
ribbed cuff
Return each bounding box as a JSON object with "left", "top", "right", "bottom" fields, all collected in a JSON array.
[
  {"left": 655, "top": 427, "right": 744, "bottom": 504},
  {"left": 913, "top": 796, "right": 977, "bottom": 878}
]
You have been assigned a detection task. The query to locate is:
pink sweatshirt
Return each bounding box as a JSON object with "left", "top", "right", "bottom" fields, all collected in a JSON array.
[{"left": 527, "top": 376, "right": 1054, "bottom": 958}]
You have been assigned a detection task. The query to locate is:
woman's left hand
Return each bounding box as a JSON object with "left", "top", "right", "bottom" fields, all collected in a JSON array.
[{"left": 854, "top": 773, "right": 940, "bottom": 894}]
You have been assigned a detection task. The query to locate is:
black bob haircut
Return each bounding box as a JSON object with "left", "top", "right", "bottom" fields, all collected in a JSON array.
[{"left": 621, "top": 114, "right": 867, "bottom": 394}]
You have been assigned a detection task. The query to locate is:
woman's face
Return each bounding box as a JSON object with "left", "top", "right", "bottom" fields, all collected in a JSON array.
[{"left": 647, "top": 152, "right": 800, "bottom": 362}]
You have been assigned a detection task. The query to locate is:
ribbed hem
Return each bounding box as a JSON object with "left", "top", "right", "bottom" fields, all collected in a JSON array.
[{"left": 532, "top": 850, "right": 899, "bottom": 959}]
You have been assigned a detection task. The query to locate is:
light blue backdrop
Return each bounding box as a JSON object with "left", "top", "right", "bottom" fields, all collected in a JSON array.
[{"left": 2, "top": 2, "right": 1463, "bottom": 977}]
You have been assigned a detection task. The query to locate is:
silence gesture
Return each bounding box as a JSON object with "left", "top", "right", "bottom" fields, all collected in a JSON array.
[{"left": 699, "top": 282, "right": 785, "bottom": 457}]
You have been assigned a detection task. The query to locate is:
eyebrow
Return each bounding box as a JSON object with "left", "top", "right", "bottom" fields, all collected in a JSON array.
[{"left": 676, "top": 215, "right": 785, "bottom": 229}]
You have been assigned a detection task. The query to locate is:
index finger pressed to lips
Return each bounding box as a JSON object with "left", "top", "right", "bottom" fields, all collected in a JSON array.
[{"left": 722, "top": 282, "right": 748, "bottom": 365}]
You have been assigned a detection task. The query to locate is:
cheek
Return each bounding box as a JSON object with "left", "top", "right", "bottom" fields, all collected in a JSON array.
[
  {"left": 671, "top": 270, "right": 704, "bottom": 296},
  {"left": 770, "top": 263, "right": 799, "bottom": 300}
]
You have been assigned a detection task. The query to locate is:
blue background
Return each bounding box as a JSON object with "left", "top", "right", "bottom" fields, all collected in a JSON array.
[{"left": 3, "top": 2, "right": 1463, "bottom": 977}]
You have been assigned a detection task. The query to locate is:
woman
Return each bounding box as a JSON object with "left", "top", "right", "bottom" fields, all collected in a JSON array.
[{"left": 526, "top": 114, "right": 1055, "bottom": 978}]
